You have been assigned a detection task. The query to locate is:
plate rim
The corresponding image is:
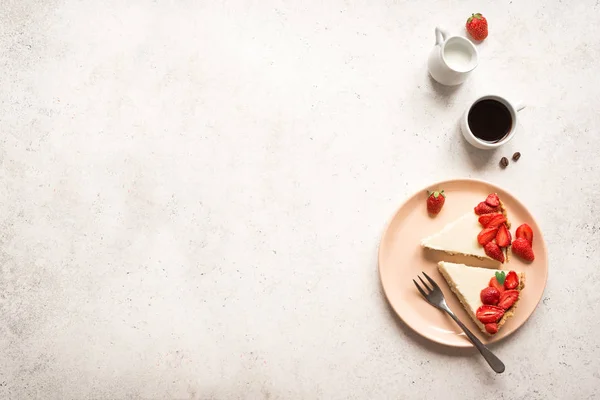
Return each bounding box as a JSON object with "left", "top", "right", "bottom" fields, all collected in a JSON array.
[{"left": 377, "top": 177, "right": 549, "bottom": 348}]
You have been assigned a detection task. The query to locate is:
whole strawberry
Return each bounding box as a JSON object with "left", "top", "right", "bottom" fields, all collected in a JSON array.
[
  {"left": 426, "top": 190, "right": 446, "bottom": 215},
  {"left": 480, "top": 286, "right": 500, "bottom": 305},
  {"left": 466, "top": 13, "right": 488, "bottom": 41}
]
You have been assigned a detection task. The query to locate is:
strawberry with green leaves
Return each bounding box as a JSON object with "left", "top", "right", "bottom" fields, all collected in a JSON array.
[
  {"left": 466, "top": 13, "right": 488, "bottom": 41},
  {"left": 426, "top": 190, "right": 446, "bottom": 215}
]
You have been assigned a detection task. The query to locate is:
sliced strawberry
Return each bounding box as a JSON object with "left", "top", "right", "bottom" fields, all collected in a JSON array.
[
  {"left": 504, "top": 271, "right": 519, "bottom": 290},
  {"left": 485, "top": 322, "right": 499, "bottom": 334},
  {"left": 486, "top": 214, "right": 507, "bottom": 229},
  {"left": 484, "top": 241, "right": 505, "bottom": 263},
  {"left": 515, "top": 223, "right": 534, "bottom": 246},
  {"left": 477, "top": 227, "right": 498, "bottom": 246},
  {"left": 498, "top": 290, "right": 519, "bottom": 310},
  {"left": 474, "top": 202, "right": 498, "bottom": 215},
  {"left": 512, "top": 238, "right": 535, "bottom": 262},
  {"left": 485, "top": 193, "right": 500, "bottom": 207},
  {"left": 489, "top": 277, "right": 505, "bottom": 293},
  {"left": 496, "top": 224, "right": 512, "bottom": 247},
  {"left": 478, "top": 213, "right": 501, "bottom": 227},
  {"left": 476, "top": 305, "right": 505, "bottom": 324},
  {"left": 480, "top": 287, "right": 500, "bottom": 305}
]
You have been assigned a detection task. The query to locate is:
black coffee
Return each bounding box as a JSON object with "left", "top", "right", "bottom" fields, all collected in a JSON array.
[{"left": 468, "top": 99, "right": 512, "bottom": 142}]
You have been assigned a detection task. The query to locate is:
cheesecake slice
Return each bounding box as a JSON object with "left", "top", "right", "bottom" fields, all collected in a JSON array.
[
  {"left": 421, "top": 212, "right": 492, "bottom": 261},
  {"left": 421, "top": 197, "right": 510, "bottom": 263},
  {"left": 438, "top": 261, "right": 525, "bottom": 336}
]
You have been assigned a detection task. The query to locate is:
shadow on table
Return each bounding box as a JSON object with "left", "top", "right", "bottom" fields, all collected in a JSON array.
[
  {"left": 382, "top": 294, "right": 477, "bottom": 357},
  {"left": 427, "top": 74, "right": 463, "bottom": 99},
  {"left": 456, "top": 122, "right": 500, "bottom": 170}
]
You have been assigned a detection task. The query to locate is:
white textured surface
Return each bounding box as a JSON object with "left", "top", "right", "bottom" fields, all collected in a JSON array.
[{"left": 1, "top": 0, "right": 599, "bottom": 399}]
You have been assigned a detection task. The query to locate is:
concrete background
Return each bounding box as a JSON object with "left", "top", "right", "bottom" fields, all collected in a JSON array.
[{"left": 1, "top": 0, "right": 599, "bottom": 398}]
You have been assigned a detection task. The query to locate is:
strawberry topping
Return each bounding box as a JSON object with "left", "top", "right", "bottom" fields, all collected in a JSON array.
[
  {"left": 480, "top": 287, "right": 500, "bottom": 305},
  {"left": 485, "top": 322, "right": 499, "bottom": 334},
  {"left": 485, "top": 193, "right": 500, "bottom": 207},
  {"left": 486, "top": 214, "right": 507, "bottom": 229},
  {"left": 489, "top": 276, "right": 505, "bottom": 294},
  {"left": 474, "top": 202, "right": 498, "bottom": 215},
  {"left": 495, "top": 224, "right": 512, "bottom": 248},
  {"left": 476, "top": 305, "right": 505, "bottom": 324},
  {"left": 478, "top": 227, "right": 498, "bottom": 246},
  {"left": 478, "top": 213, "right": 501, "bottom": 227},
  {"left": 484, "top": 241, "right": 505, "bottom": 263},
  {"left": 503, "top": 271, "right": 519, "bottom": 290},
  {"left": 498, "top": 290, "right": 519, "bottom": 310}
]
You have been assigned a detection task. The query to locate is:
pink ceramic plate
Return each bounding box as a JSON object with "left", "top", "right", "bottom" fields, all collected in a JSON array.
[{"left": 378, "top": 178, "right": 548, "bottom": 348}]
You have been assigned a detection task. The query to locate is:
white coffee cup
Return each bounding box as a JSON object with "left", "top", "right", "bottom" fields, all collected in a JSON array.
[{"left": 461, "top": 95, "right": 526, "bottom": 150}]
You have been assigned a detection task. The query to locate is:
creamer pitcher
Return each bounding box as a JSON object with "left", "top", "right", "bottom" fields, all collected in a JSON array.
[{"left": 427, "top": 27, "right": 478, "bottom": 86}]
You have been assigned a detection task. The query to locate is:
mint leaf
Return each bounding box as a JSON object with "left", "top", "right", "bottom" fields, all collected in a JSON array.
[{"left": 495, "top": 271, "right": 506, "bottom": 285}]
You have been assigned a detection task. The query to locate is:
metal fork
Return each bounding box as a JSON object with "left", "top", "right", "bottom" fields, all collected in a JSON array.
[{"left": 413, "top": 272, "right": 505, "bottom": 374}]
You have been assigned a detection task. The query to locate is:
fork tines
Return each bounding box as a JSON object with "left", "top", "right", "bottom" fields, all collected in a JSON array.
[{"left": 413, "top": 271, "right": 441, "bottom": 297}]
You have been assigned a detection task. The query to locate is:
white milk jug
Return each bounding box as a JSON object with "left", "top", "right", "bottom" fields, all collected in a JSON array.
[{"left": 427, "top": 27, "right": 479, "bottom": 86}]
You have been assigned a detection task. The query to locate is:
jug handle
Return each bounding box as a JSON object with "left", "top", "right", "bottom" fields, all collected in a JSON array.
[{"left": 435, "top": 27, "right": 448, "bottom": 46}]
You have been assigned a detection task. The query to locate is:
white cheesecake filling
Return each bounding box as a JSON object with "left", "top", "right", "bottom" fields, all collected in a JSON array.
[
  {"left": 421, "top": 212, "right": 490, "bottom": 260},
  {"left": 438, "top": 261, "right": 502, "bottom": 314}
]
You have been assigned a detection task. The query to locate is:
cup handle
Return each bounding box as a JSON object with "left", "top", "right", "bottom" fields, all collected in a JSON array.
[
  {"left": 435, "top": 27, "right": 448, "bottom": 46},
  {"left": 514, "top": 100, "right": 526, "bottom": 111}
]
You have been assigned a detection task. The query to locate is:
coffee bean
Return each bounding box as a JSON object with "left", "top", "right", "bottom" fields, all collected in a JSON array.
[
  {"left": 500, "top": 157, "right": 509, "bottom": 168},
  {"left": 512, "top": 152, "right": 521, "bottom": 161}
]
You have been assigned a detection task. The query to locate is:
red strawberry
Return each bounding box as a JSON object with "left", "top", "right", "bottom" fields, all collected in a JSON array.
[
  {"left": 476, "top": 305, "right": 505, "bottom": 324},
  {"left": 504, "top": 271, "right": 519, "bottom": 290},
  {"left": 512, "top": 238, "right": 535, "bottom": 262},
  {"left": 515, "top": 223, "right": 534, "bottom": 246},
  {"left": 498, "top": 290, "right": 519, "bottom": 310},
  {"left": 484, "top": 241, "right": 505, "bottom": 263},
  {"left": 486, "top": 214, "right": 507, "bottom": 229},
  {"left": 466, "top": 13, "right": 488, "bottom": 41},
  {"left": 427, "top": 190, "right": 446, "bottom": 215},
  {"left": 480, "top": 287, "right": 500, "bottom": 305},
  {"left": 477, "top": 227, "right": 498, "bottom": 246},
  {"left": 485, "top": 193, "right": 500, "bottom": 207},
  {"left": 478, "top": 213, "right": 501, "bottom": 227},
  {"left": 496, "top": 224, "right": 512, "bottom": 248},
  {"left": 485, "top": 322, "right": 499, "bottom": 334},
  {"left": 474, "top": 202, "right": 498, "bottom": 215},
  {"left": 489, "top": 277, "right": 505, "bottom": 294}
]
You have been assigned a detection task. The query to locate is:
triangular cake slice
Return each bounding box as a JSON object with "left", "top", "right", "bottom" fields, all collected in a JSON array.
[
  {"left": 438, "top": 261, "right": 525, "bottom": 336},
  {"left": 421, "top": 194, "right": 510, "bottom": 263},
  {"left": 421, "top": 212, "right": 492, "bottom": 260}
]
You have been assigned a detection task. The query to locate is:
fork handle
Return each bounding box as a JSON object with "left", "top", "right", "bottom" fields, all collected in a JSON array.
[{"left": 445, "top": 310, "right": 506, "bottom": 373}]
